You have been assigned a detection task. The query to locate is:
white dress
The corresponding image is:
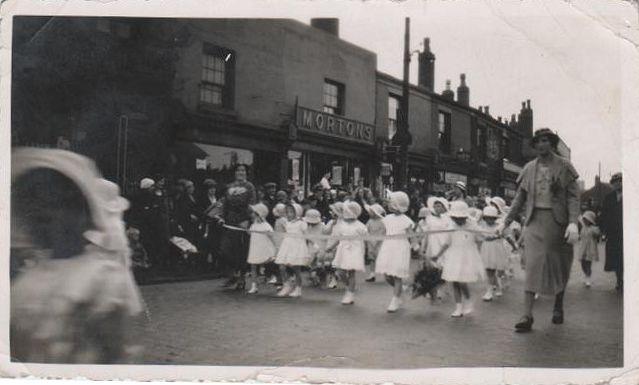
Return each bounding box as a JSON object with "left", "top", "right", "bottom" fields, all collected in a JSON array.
[
  {"left": 479, "top": 221, "right": 508, "bottom": 270},
  {"left": 375, "top": 214, "right": 414, "bottom": 279},
  {"left": 247, "top": 221, "right": 276, "bottom": 265},
  {"left": 275, "top": 220, "right": 311, "bottom": 266},
  {"left": 273, "top": 217, "right": 288, "bottom": 250},
  {"left": 441, "top": 222, "right": 486, "bottom": 283},
  {"left": 332, "top": 220, "right": 368, "bottom": 271},
  {"left": 423, "top": 214, "right": 452, "bottom": 260}
]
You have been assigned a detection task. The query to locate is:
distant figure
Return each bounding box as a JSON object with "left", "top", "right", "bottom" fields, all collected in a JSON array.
[
  {"left": 320, "top": 172, "right": 332, "bottom": 191},
  {"left": 600, "top": 172, "right": 623, "bottom": 291}
]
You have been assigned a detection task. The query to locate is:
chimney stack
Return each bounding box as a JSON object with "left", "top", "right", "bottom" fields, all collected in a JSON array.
[
  {"left": 519, "top": 100, "right": 533, "bottom": 138},
  {"left": 418, "top": 38, "right": 436, "bottom": 91},
  {"left": 478, "top": 106, "right": 483, "bottom": 113},
  {"left": 442, "top": 80, "right": 455, "bottom": 100},
  {"left": 310, "top": 18, "right": 339, "bottom": 37},
  {"left": 456, "top": 73, "right": 469, "bottom": 106},
  {"left": 484, "top": 106, "right": 490, "bottom": 115},
  {"left": 498, "top": 116, "right": 502, "bottom": 123}
]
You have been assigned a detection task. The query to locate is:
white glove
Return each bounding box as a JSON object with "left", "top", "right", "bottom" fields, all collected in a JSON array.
[{"left": 564, "top": 223, "right": 579, "bottom": 244}]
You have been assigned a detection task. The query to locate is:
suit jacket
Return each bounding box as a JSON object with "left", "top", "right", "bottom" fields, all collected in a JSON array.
[{"left": 506, "top": 153, "right": 580, "bottom": 227}]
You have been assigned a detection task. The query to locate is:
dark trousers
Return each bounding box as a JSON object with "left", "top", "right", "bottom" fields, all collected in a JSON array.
[{"left": 580, "top": 260, "right": 592, "bottom": 277}]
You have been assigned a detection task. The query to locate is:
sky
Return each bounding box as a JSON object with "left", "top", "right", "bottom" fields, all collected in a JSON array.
[{"left": 286, "top": 0, "right": 638, "bottom": 188}]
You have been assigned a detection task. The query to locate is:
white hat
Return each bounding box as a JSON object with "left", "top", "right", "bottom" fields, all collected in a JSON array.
[
  {"left": 455, "top": 181, "right": 467, "bottom": 192},
  {"left": 583, "top": 210, "right": 597, "bottom": 225},
  {"left": 272, "top": 203, "right": 286, "bottom": 217},
  {"left": 140, "top": 178, "right": 155, "bottom": 189},
  {"left": 365, "top": 203, "right": 386, "bottom": 219},
  {"left": 482, "top": 206, "right": 499, "bottom": 218},
  {"left": 449, "top": 201, "right": 470, "bottom": 218},
  {"left": 250, "top": 203, "right": 269, "bottom": 220},
  {"left": 489, "top": 196, "right": 507, "bottom": 214},
  {"left": 329, "top": 201, "right": 344, "bottom": 216},
  {"left": 427, "top": 196, "right": 449, "bottom": 214},
  {"left": 388, "top": 191, "right": 410, "bottom": 213},
  {"left": 418, "top": 207, "right": 429, "bottom": 218},
  {"left": 291, "top": 203, "right": 304, "bottom": 218},
  {"left": 303, "top": 209, "right": 322, "bottom": 224},
  {"left": 342, "top": 201, "right": 362, "bottom": 220},
  {"left": 95, "top": 178, "right": 130, "bottom": 213}
]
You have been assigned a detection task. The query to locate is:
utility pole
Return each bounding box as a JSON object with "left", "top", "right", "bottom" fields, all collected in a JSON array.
[{"left": 397, "top": 17, "right": 412, "bottom": 190}]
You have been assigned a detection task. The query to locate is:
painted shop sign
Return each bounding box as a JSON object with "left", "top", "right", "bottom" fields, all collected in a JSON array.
[{"left": 296, "top": 106, "right": 375, "bottom": 145}]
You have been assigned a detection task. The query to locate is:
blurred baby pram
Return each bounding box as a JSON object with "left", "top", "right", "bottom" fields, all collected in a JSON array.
[{"left": 10, "top": 148, "right": 143, "bottom": 364}]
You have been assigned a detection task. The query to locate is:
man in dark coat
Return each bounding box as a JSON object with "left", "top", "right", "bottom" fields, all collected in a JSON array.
[{"left": 600, "top": 172, "right": 623, "bottom": 291}]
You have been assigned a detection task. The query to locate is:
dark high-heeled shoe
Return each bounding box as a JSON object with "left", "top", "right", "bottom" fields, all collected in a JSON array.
[
  {"left": 552, "top": 309, "right": 564, "bottom": 324},
  {"left": 515, "top": 315, "right": 534, "bottom": 332}
]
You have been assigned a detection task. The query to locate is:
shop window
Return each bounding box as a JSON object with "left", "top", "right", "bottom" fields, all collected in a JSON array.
[
  {"left": 200, "top": 43, "right": 235, "bottom": 109},
  {"left": 388, "top": 94, "right": 400, "bottom": 140},
  {"left": 323, "top": 79, "right": 344, "bottom": 116},
  {"left": 438, "top": 111, "right": 451, "bottom": 154}
]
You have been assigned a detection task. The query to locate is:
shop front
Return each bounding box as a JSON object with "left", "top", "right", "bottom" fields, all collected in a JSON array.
[{"left": 292, "top": 106, "right": 376, "bottom": 195}]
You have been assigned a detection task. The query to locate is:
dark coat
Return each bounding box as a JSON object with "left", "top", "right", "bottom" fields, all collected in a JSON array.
[{"left": 600, "top": 190, "right": 623, "bottom": 272}]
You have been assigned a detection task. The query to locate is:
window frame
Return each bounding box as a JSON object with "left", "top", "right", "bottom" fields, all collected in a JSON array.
[
  {"left": 322, "top": 79, "right": 345, "bottom": 116},
  {"left": 387, "top": 93, "right": 401, "bottom": 140},
  {"left": 199, "top": 43, "right": 235, "bottom": 110},
  {"left": 437, "top": 110, "right": 452, "bottom": 154}
]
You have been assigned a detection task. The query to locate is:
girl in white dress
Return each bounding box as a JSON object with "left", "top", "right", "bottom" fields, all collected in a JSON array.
[
  {"left": 478, "top": 206, "right": 508, "bottom": 302},
  {"left": 375, "top": 191, "right": 415, "bottom": 313},
  {"left": 326, "top": 201, "right": 368, "bottom": 305},
  {"left": 304, "top": 209, "right": 325, "bottom": 286},
  {"left": 364, "top": 204, "right": 386, "bottom": 282},
  {"left": 275, "top": 203, "right": 309, "bottom": 298},
  {"left": 246, "top": 203, "right": 276, "bottom": 294},
  {"left": 324, "top": 202, "right": 344, "bottom": 289},
  {"left": 440, "top": 201, "right": 486, "bottom": 317},
  {"left": 419, "top": 197, "right": 451, "bottom": 302}
]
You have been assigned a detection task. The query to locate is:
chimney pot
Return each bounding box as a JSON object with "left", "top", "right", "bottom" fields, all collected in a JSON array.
[
  {"left": 498, "top": 116, "right": 502, "bottom": 122},
  {"left": 526, "top": 99, "right": 531, "bottom": 109},
  {"left": 418, "top": 37, "right": 436, "bottom": 91},
  {"left": 478, "top": 106, "right": 483, "bottom": 113},
  {"left": 521, "top": 101, "right": 526, "bottom": 109},
  {"left": 485, "top": 106, "right": 490, "bottom": 115},
  {"left": 442, "top": 80, "right": 455, "bottom": 100},
  {"left": 310, "top": 18, "right": 339, "bottom": 37},
  {"left": 456, "top": 73, "right": 469, "bottom": 106}
]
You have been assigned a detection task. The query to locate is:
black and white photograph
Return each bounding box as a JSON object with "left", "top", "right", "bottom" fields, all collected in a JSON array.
[{"left": 3, "top": 0, "right": 639, "bottom": 383}]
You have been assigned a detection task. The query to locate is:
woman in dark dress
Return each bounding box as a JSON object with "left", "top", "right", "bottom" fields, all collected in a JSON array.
[
  {"left": 600, "top": 172, "right": 623, "bottom": 291},
  {"left": 218, "top": 164, "right": 256, "bottom": 288}
]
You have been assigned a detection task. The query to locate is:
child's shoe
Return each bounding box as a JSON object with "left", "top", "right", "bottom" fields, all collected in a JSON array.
[
  {"left": 451, "top": 303, "right": 463, "bottom": 318},
  {"left": 288, "top": 286, "right": 302, "bottom": 298},
  {"left": 365, "top": 272, "right": 376, "bottom": 282},
  {"left": 341, "top": 290, "right": 355, "bottom": 305},
  {"left": 277, "top": 283, "right": 293, "bottom": 297},
  {"left": 268, "top": 275, "right": 278, "bottom": 284},
  {"left": 482, "top": 288, "right": 494, "bottom": 302},
  {"left": 387, "top": 296, "right": 401, "bottom": 313},
  {"left": 247, "top": 282, "right": 258, "bottom": 294}
]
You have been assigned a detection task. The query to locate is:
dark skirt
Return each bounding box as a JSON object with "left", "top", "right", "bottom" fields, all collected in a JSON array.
[
  {"left": 219, "top": 226, "right": 250, "bottom": 272},
  {"left": 604, "top": 235, "right": 623, "bottom": 272},
  {"left": 522, "top": 209, "right": 573, "bottom": 295}
]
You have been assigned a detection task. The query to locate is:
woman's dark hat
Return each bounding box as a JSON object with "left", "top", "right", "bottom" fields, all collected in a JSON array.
[
  {"left": 610, "top": 172, "right": 622, "bottom": 183},
  {"left": 531, "top": 128, "right": 559, "bottom": 147},
  {"left": 203, "top": 179, "right": 217, "bottom": 188}
]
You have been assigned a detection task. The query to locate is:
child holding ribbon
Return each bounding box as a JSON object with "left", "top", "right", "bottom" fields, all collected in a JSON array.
[
  {"left": 375, "top": 191, "right": 416, "bottom": 313},
  {"left": 326, "top": 201, "right": 368, "bottom": 305},
  {"left": 274, "top": 203, "right": 310, "bottom": 298},
  {"left": 246, "top": 203, "right": 276, "bottom": 294}
]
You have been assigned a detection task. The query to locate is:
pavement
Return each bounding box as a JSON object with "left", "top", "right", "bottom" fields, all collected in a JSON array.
[{"left": 132, "top": 243, "right": 622, "bottom": 368}]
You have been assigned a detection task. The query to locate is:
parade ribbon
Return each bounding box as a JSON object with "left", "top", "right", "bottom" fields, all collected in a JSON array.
[{"left": 221, "top": 223, "right": 499, "bottom": 242}]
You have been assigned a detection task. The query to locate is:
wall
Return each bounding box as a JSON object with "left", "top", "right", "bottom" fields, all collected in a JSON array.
[{"left": 172, "top": 19, "right": 377, "bottom": 133}]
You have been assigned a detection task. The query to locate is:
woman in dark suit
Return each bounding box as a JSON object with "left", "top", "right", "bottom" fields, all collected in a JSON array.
[{"left": 600, "top": 173, "right": 623, "bottom": 291}]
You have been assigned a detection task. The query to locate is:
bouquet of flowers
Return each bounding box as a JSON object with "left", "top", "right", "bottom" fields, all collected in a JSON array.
[{"left": 411, "top": 261, "right": 446, "bottom": 299}]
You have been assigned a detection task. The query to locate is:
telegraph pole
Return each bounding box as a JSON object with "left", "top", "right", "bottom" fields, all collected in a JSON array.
[{"left": 398, "top": 17, "right": 412, "bottom": 190}]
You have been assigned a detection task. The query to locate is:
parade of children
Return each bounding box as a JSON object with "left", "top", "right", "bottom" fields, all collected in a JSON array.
[{"left": 124, "top": 171, "right": 618, "bottom": 330}]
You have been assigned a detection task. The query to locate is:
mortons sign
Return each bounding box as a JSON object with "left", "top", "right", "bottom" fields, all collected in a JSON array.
[{"left": 296, "top": 106, "right": 375, "bottom": 145}]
